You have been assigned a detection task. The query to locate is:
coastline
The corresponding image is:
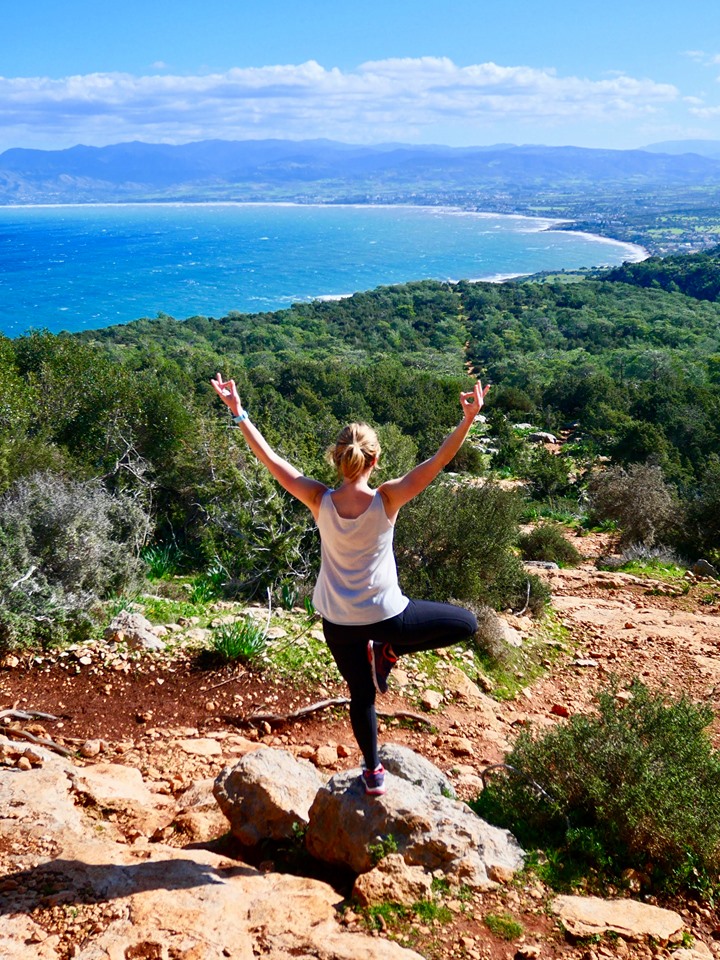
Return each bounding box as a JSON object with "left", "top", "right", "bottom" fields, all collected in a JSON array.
[
  {"left": 0, "top": 198, "right": 649, "bottom": 265},
  {"left": 0, "top": 201, "right": 649, "bottom": 338}
]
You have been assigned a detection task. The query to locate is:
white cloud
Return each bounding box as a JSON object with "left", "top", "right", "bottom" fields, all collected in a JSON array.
[{"left": 0, "top": 57, "right": 683, "bottom": 150}]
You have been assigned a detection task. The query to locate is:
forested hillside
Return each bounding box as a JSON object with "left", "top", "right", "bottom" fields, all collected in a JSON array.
[{"left": 2, "top": 250, "right": 719, "bottom": 649}]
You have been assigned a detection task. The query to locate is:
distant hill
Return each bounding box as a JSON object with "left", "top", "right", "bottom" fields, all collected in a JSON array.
[
  {"left": 643, "top": 140, "right": 720, "bottom": 159},
  {"left": 2, "top": 139, "right": 720, "bottom": 205}
]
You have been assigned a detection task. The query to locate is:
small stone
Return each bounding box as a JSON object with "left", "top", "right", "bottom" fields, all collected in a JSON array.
[
  {"left": 16, "top": 755, "right": 32, "bottom": 770},
  {"left": 550, "top": 703, "right": 570, "bottom": 718},
  {"left": 421, "top": 690, "right": 444, "bottom": 711},
  {"left": 314, "top": 745, "right": 338, "bottom": 767},
  {"left": 80, "top": 739, "right": 103, "bottom": 758}
]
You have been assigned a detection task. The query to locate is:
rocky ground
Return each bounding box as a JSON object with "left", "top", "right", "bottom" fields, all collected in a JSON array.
[{"left": 2, "top": 531, "right": 720, "bottom": 960}]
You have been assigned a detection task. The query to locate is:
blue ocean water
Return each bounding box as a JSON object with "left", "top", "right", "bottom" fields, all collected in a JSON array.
[{"left": 0, "top": 203, "right": 645, "bottom": 338}]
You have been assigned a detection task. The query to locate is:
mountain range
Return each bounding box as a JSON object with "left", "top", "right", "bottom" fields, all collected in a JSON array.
[{"left": 2, "top": 139, "right": 720, "bottom": 205}]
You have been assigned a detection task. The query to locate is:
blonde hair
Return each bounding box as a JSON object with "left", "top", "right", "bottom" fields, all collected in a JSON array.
[{"left": 326, "top": 422, "right": 381, "bottom": 482}]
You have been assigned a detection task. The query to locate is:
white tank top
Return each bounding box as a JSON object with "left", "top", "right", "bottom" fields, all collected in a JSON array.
[{"left": 312, "top": 489, "right": 409, "bottom": 625}]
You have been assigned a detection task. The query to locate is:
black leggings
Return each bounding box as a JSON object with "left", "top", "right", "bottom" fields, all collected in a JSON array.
[{"left": 323, "top": 599, "right": 477, "bottom": 770}]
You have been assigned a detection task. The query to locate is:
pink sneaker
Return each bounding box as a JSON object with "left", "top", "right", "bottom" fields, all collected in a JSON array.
[{"left": 362, "top": 764, "right": 386, "bottom": 796}]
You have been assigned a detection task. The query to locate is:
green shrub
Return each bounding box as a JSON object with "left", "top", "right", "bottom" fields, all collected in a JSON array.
[
  {"left": 518, "top": 523, "right": 582, "bottom": 567},
  {"left": 0, "top": 472, "right": 150, "bottom": 652},
  {"left": 587, "top": 462, "right": 678, "bottom": 547},
  {"left": 142, "top": 543, "right": 183, "bottom": 579},
  {"left": 211, "top": 618, "right": 267, "bottom": 665},
  {"left": 472, "top": 679, "right": 720, "bottom": 898},
  {"left": 679, "top": 455, "right": 720, "bottom": 559},
  {"left": 523, "top": 447, "right": 573, "bottom": 500},
  {"left": 395, "top": 480, "right": 547, "bottom": 613}
]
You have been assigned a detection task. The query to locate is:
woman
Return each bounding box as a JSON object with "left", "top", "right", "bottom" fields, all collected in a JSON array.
[{"left": 211, "top": 372, "right": 489, "bottom": 795}]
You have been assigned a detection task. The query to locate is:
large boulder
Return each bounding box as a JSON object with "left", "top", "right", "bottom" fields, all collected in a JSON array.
[
  {"left": 305, "top": 767, "right": 524, "bottom": 888},
  {"left": 552, "top": 895, "right": 684, "bottom": 943},
  {"left": 378, "top": 743, "right": 456, "bottom": 799},
  {"left": 214, "top": 746, "right": 324, "bottom": 845}
]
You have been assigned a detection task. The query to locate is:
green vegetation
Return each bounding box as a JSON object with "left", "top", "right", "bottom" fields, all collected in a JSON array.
[
  {"left": 483, "top": 912, "right": 524, "bottom": 941},
  {"left": 3, "top": 246, "right": 720, "bottom": 650},
  {"left": 368, "top": 834, "right": 399, "bottom": 865},
  {"left": 473, "top": 680, "right": 720, "bottom": 900},
  {"left": 518, "top": 523, "right": 582, "bottom": 567},
  {"left": 210, "top": 617, "right": 268, "bottom": 665}
]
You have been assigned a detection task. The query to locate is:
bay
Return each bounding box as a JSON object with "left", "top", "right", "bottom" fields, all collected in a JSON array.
[{"left": 0, "top": 203, "right": 645, "bottom": 338}]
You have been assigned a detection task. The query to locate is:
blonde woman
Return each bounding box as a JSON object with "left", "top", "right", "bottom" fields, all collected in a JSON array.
[{"left": 211, "top": 373, "right": 489, "bottom": 795}]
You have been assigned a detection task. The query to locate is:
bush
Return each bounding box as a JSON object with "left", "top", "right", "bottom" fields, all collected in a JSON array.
[
  {"left": 523, "top": 447, "right": 573, "bottom": 501},
  {"left": 679, "top": 455, "right": 720, "bottom": 560},
  {"left": 394, "top": 480, "right": 548, "bottom": 613},
  {"left": 518, "top": 523, "right": 582, "bottom": 567},
  {"left": 587, "top": 462, "right": 677, "bottom": 547},
  {"left": 0, "top": 472, "right": 150, "bottom": 651},
  {"left": 473, "top": 680, "right": 720, "bottom": 898}
]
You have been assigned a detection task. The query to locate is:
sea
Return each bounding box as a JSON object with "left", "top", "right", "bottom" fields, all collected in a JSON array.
[{"left": 0, "top": 203, "right": 646, "bottom": 338}]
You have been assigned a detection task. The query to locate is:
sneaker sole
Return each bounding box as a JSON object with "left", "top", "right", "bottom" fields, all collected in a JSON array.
[{"left": 367, "top": 640, "right": 388, "bottom": 694}]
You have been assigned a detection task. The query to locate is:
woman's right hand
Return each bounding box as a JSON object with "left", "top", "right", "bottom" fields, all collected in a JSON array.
[
  {"left": 460, "top": 379, "right": 490, "bottom": 421},
  {"left": 210, "top": 372, "right": 242, "bottom": 417}
]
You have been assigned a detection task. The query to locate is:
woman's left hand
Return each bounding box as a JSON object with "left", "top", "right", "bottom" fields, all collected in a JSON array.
[{"left": 460, "top": 379, "right": 490, "bottom": 421}]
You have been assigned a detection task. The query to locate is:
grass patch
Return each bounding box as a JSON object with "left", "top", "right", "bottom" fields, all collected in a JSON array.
[
  {"left": 138, "top": 596, "right": 209, "bottom": 625},
  {"left": 484, "top": 912, "right": 524, "bottom": 940},
  {"left": 610, "top": 559, "right": 687, "bottom": 582}
]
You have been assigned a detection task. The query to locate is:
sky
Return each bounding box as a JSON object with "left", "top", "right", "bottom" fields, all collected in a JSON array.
[{"left": 1, "top": 0, "right": 719, "bottom": 154}]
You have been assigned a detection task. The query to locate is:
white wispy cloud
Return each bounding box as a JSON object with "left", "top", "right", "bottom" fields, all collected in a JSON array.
[{"left": 0, "top": 57, "right": 682, "bottom": 149}]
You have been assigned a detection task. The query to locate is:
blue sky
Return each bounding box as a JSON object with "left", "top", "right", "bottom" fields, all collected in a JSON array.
[{"left": 2, "top": 0, "right": 719, "bottom": 152}]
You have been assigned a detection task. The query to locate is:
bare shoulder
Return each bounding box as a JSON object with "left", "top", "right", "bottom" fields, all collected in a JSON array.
[{"left": 377, "top": 481, "right": 401, "bottom": 522}]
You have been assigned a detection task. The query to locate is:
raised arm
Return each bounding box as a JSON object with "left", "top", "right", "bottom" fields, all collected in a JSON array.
[
  {"left": 378, "top": 379, "right": 489, "bottom": 520},
  {"left": 210, "top": 373, "right": 327, "bottom": 518}
]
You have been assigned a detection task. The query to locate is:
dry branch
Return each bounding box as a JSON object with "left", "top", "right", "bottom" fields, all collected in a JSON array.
[
  {"left": 1, "top": 707, "right": 72, "bottom": 757},
  {"left": 238, "top": 697, "right": 434, "bottom": 729}
]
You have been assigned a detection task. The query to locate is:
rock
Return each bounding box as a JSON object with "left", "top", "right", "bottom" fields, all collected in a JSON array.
[
  {"left": 497, "top": 619, "right": 524, "bottom": 648},
  {"left": 80, "top": 739, "right": 104, "bottom": 758},
  {"left": 693, "top": 559, "right": 719, "bottom": 579},
  {"left": 550, "top": 703, "right": 570, "bottom": 718},
  {"left": 421, "top": 689, "right": 444, "bottom": 710},
  {"left": 315, "top": 745, "right": 339, "bottom": 767},
  {"left": 441, "top": 664, "right": 487, "bottom": 702},
  {"left": 306, "top": 762, "right": 523, "bottom": 887},
  {"left": 378, "top": 744, "right": 456, "bottom": 799},
  {"left": 214, "top": 746, "right": 324, "bottom": 845},
  {"left": 523, "top": 561, "right": 560, "bottom": 571},
  {"left": 527, "top": 431, "right": 558, "bottom": 444},
  {"left": 104, "top": 610, "right": 165, "bottom": 651},
  {"left": 176, "top": 737, "right": 223, "bottom": 757},
  {"left": 353, "top": 853, "right": 433, "bottom": 907},
  {"left": 552, "top": 895, "right": 684, "bottom": 943},
  {"left": 672, "top": 943, "right": 714, "bottom": 960},
  {"left": 0, "top": 753, "right": 425, "bottom": 960},
  {"left": 177, "top": 777, "right": 218, "bottom": 811}
]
